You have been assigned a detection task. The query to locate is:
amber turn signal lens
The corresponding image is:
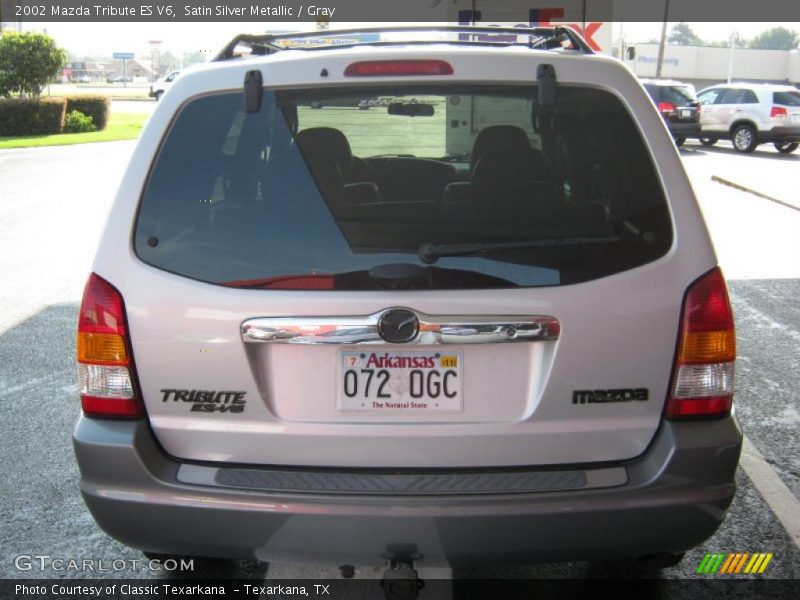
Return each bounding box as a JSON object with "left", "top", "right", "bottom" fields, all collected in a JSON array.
[
  {"left": 77, "top": 332, "right": 128, "bottom": 365},
  {"left": 677, "top": 330, "right": 736, "bottom": 364}
]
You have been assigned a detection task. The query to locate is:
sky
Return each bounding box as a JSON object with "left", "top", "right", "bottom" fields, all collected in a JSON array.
[{"left": 6, "top": 21, "right": 799, "bottom": 59}]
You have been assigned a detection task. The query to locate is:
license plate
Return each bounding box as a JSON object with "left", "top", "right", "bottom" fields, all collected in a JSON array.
[
  {"left": 338, "top": 351, "right": 463, "bottom": 412},
  {"left": 680, "top": 109, "right": 691, "bottom": 119}
]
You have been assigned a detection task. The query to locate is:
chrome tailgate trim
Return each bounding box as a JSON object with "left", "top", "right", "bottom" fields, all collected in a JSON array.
[{"left": 242, "top": 309, "right": 560, "bottom": 345}]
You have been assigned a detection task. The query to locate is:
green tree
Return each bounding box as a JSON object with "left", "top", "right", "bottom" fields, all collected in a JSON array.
[
  {"left": 0, "top": 32, "right": 67, "bottom": 98},
  {"left": 668, "top": 22, "right": 703, "bottom": 46},
  {"left": 707, "top": 39, "right": 730, "bottom": 48},
  {"left": 748, "top": 27, "right": 800, "bottom": 50}
]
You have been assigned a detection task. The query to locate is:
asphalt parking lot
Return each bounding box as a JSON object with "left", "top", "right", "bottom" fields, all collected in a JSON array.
[{"left": 0, "top": 134, "right": 798, "bottom": 594}]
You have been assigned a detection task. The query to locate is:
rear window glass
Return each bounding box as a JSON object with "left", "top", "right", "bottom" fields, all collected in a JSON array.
[
  {"left": 720, "top": 89, "right": 758, "bottom": 104},
  {"left": 698, "top": 89, "right": 721, "bottom": 105},
  {"left": 134, "top": 85, "right": 672, "bottom": 290},
  {"left": 773, "top": 91, "right": 800, "bottom": 106},
  {"left": 660, "top": 85, "right": 697, "bottom": 105}
]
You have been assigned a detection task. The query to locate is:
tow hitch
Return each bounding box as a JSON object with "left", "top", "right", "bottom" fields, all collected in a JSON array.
[{"left": 380, "top": 559, "right": 425, "bottom": 600}]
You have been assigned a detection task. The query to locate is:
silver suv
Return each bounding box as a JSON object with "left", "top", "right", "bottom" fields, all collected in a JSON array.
[
  {"left": 696, "top": 83, "right": 800, "bottom": 153},
  {"left": 73, "top": 27, "right": 741, "bottom": 579}
]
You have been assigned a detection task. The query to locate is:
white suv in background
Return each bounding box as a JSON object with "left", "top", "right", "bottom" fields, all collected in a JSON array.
[
  {"left": 73, "top": 27, "right": 741, "bottom": 587},
  {"left": 696, "top": 83, "right": 800, "bottom": 153},
  {"left": 149, "top": 69, "right": 180, "bottom": 101}
]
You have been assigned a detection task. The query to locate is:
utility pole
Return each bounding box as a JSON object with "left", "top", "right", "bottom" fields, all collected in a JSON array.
[
  {"left": 655, "top": 0, "right": 671, "bottom": 78},
  {"left": 149, "top": 40, "right": 162, "bottom": 82},
  {"left": 727, "top": 32, "right": 738, "bottom": 83}
]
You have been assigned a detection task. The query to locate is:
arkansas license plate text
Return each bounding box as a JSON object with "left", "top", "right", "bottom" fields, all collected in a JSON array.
[{"left": 337, "top": 351, "right": 463, "bottom": 412}]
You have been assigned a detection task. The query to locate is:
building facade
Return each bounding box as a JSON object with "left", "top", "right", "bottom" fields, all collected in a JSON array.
[{"left": 626, "top": 43, "right": 800, "bottom": 89}]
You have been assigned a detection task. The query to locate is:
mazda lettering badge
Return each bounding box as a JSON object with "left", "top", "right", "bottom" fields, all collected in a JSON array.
[{"left": 377, "top": 309, "right": 420, "bottom": 344}]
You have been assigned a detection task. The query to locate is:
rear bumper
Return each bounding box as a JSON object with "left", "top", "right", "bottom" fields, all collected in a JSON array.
[
  {"left": 666, "top": 121, "right": 701, "bottom": 137},
  {"left": 73, "top": 416, "right": 742, "bottom": 567},
  {"left": 759, "top": 126, "right": 800, "bottom": 143}
]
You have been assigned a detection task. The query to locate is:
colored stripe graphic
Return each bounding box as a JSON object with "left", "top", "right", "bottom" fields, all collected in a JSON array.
[
  {"left": 711, "top": 553, "right": 726, "bottom": 573},
  {"left": 697, "top": 552, "right": 773, "bottom": 574},
  {"left": 719, "top": 554, "right": 736, "bottom": 573},
  {"left": 697, "top": 553, "right": 726, "bottom": 573},
  {"left": 744, "top": 554, "right": 760, "bottom": 574},
  {"left": 758, "top": 554, "right": 774, "bottom": 573},
  {"left": 733, "top": 553, "right": 750, "bottom": 573},
  {"left": 696, "top": 553, "right": 712, "bottom": 573},
  {"left": 744, "top": 553, "right": 774, "bottom": 574}
]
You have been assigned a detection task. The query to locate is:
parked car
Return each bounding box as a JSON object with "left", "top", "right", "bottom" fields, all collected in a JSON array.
[
  {"left": 641, "top": 79, "right": 701, "bottom": 146},
  {"left": 73, "top": 74, "right": 92, "bottom": 84},
  {"left": 696, "top": 83, "right": 800, "bottom": 153},
  {"left": 73, "top": 26, "right": 741, "bottom": 585},
  {"left": 107, "top": 75, "right": 133, "bottom": 83},
  {"left": 149, "top": 69, "right": 180, "bottom": 101}
]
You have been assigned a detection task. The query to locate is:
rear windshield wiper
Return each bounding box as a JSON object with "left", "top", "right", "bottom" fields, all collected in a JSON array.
[{"left": 418, "top": 236, "right": 620, "bottom": 265}]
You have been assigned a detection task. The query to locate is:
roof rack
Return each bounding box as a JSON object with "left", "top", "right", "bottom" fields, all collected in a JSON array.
[{"left": 214, "top": 25, "right": 593, "bottom": 61}]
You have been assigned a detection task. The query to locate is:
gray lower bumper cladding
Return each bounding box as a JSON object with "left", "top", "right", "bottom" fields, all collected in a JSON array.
[{"left": 73, "top": 416, "right": 741, "bottom": 567}]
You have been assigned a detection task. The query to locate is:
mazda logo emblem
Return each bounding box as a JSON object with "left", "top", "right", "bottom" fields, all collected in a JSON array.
[{"left": 377, "top": 309, "right": 420, "bottom": 344}]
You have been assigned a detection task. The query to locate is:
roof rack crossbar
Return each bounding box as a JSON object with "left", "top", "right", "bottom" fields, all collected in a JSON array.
[{"left": 213, "top": 25, "right": 593, "bottom": 62}]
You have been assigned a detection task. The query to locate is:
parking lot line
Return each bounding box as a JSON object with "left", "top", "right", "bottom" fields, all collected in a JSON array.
[
  {"left": 711, "top": 175, "right": 800, "bottom": 213},
  {"left": 733, "top": 293, "right": 800, "bottom": 345},
  {"left": 0, "top": 369, "right": 73, "bottom": 398},
  {"left": 740, "top": 436, "right": 800, "bottom": 548}
]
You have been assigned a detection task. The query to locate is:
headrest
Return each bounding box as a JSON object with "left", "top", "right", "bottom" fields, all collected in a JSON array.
[
  {"left": 471, "top": 125, "right": 532, "bottom": 169},
  {"left": 472, "top": 148, "right": 551, "bottom": 188},
  {"left": 294, "top": 127, "right": 353, "bottom": 160}
]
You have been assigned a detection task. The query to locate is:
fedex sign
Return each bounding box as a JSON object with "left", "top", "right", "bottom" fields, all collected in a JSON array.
[{"left": 457, "top": 8, "right": 609, "bottom": 54}]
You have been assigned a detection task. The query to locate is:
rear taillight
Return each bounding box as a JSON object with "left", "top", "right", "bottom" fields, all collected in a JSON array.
[
  {"left": 76, "top": 274, "right": 142, "bottom": 418},
  {"left": 666, "top": 268, "right": 736, "bottom": 419},
  {"left": 344, "top": 60, "right": 454, "bottom": 77},
  {"left": 658, "top": 101, "right": 676, "bottom": 114},
  {"left": 770, "top": 106, "right": 788, "bottom": 118}
]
